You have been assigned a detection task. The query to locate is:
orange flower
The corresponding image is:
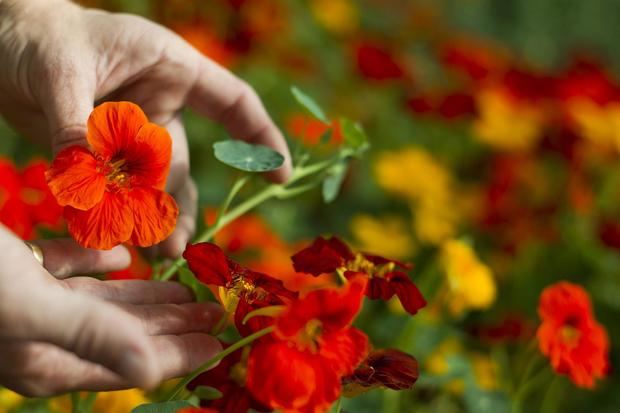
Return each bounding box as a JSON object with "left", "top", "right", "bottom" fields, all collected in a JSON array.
[
  {"left": 537, "top": 281, "right": 610, "bottom": 388},
  {"left": 106, "top": 245, "right": 152, "bottom": 280},
  {"left": 46, "top": 102, "right": 178, "bottom": 249}
]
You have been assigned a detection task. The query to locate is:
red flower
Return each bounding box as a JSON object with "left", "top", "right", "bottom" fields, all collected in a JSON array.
[
  {"left": 537, "top": 281, "right": 610, "bottom": 388},
  {"left": 355, "top": 42, "right": 405, "bottom": 81},
  {"left": 246, "top": 277, "right": 370, "bottom": 413},
  {"left": 183, "top": 242, "right": 297, "bottom": 336},
  {"left": 0, "top": 158, "right": 63, "bottom": 239},
  {"left": 46, "top": 102, "right": 178, "bottom": 250},
  {"left": 292, "top": 237, "right": 426, "bottom": 315},
  {"left": 188, "top": 344, "right": 271, "bottom": 413},
  {"left": 342, "top": 349, "right": 419, "bottom": 396},
  {"left": 177, "top": 408, "right": 218, "bottom": 413}
]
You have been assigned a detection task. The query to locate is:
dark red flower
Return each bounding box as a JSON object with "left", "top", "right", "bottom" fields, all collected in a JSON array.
[
  {"left": 342, "top": 349, "right": 419, "bottom": 396},
  {"left": 292, "top": 237, "right": 426, "bottom": 315},
  {"left": 556, "top": 57, "right": 620, "bottom": 105},
  {"left": 188, "top": 344, "right": 271, "bottom": 413},
  {"left": 183, "top": 242, "right": 297, "bottom": 336},
  {"left": 355, "top": 42, "right": 405, "bottom": 81},
  {"left": 246, "top": 277, "right": 369, "bottom": 413}
]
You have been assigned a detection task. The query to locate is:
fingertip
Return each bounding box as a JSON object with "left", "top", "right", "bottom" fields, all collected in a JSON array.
[
  {"left": 159, "top": 230, "right": 189, "bottom": 259},
  {"left": 107, "top": 245, "right": 132, "bottom": 271}
]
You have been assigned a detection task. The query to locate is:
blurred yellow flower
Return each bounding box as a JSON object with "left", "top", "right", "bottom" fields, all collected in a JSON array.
[
  {"left": 50, "top": 389, "right": 148, "bottom": 413},
  {"left": 471, "top": 354, "right": 499, "bottom": 391},
  {"left": 310, "top": 0, "right": 358, "bottom": 35},
  {"left": 0, "top": 388, "right": 22, "bottom": 413},
  {"left": 440, "top": 239, "right": 496, "bottom": 315},
  {"left": 473, "top": 88, "right": 545, "bottom": 151},
  {"left": 569, "top": 100, "right": 620, "bottom": 152},
  {"left": 350, "top": 214, "right": 415, "bottom": 259},
  {"left": 374, "top": 148, "right": 452, "bottom": 201},
  {"left": 374, "top": 148, "right": 458, "bottom": 245}
]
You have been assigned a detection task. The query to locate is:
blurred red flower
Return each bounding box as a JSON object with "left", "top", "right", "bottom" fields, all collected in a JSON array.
[
  {"left": 292, "top": 237, "right": 426, "bottom": 315},
  {"left": 537, "top": 281, "right": 610, "bottom": 388},
  {"left": 106, "top": 245, "right": 152, "bottom": 280},
  {"left": 342, "top": 348, "right": 419, "bottom": 396},
  {"left": 46, "top": 102, "right": 178, "bottom": 250},
  {"left": 183, "top": 242, "right": 297, "bottom": 336},
  {"left": 246, "top": 276, "right": 369, "bottom": 413},
  {"left": 0, "top": 158, "right": 63, "bottom": 239},
  {"left": 355, "top": 41, "right": 405, "bottom": 81},
  {"left": 285, "top": 114, "right": 344, "bottom": 146}
]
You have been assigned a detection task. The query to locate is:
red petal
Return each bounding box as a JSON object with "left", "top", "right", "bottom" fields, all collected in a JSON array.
[
  {"left": 183, "top": 242, "right": 232, "bottom": 286},
  {"left": 86, "top": 102, "right": 148, "bottom": 159},
  {"left": 276, "top": 276, "right": 367, "bottom": 338},
  {"left": 320, "top": 328, "right": 370, "bottom": 377},
  {"left": 125, "top": 122, "right": 172, "bottom": 190},
  {"left": 366, "top": 272, "right": 426, "bottom": 315},
  {"left": 344, "top": 348, "right": 419, "bottom": 390},
  {"left": 46, "top": 146, "right": 105, "bottom": 210},
  {"left": 291, "top": 236, "right": 352, "bottom": 276},
  {"left": 127, "top": 187, "right": 178, "bottom": 247},
  {"left": 22, "top": 160, "right": 63, "bottom": 227},
  {"left": 64, "top": 191, "right": 133, "bottom": 249}
]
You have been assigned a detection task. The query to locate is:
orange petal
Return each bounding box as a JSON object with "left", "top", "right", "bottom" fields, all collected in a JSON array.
[
  {"left": 65, "top": 191, "right": 133, "bottom": 249},
  {"left": 46, "top": 146, "right": 105, "bottom": 210},
  {"left": 87, "top": 102, "right": 148, "bottom": 159},
  {"left": 126, "top": 122, "right": 173, "bottom": 190},
  {"left": 128, "top": 187, "right": 178, "bottom": 247}
]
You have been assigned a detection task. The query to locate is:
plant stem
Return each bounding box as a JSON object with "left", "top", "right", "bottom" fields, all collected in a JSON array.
[
  {"left": 159, "top": 155, "right": 347, "bottom": 281},
  {"left": 166, "top": 326, "right": 274, "bottom": 401}
]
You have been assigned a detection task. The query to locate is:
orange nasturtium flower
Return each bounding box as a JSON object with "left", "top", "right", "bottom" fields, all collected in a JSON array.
[
  {"left": 46, "top": 102, "right": 178, "bottom": 249},
  {"left": 537, "top": 281, "right": 610, "bottom": 388}
]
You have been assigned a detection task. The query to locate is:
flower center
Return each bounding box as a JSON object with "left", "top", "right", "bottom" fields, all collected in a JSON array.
[
  {"left": 105, "top": 158, "right": 130, "bottom": 189},
  {"left": 560, "top": 325, "right": 581, "bottom": 346},
  {"left": 297, "top": 318, "right": 323, "bottom": 353},
  {"left": 344, "top": 253, "right": 395, "bottom": 278}
]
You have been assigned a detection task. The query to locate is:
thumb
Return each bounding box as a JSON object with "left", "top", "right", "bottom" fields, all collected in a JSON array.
[
  {"left": 39, "top": 61, "right": 94, "bottom": 154},
  {"left": 22, "top": 285, "right": 162, "bottom": 389}
]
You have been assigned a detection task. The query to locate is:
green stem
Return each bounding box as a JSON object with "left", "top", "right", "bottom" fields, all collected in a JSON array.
[
  {"left": 166, "top": 326, "right": 274, "bottom": 401},
  {"left": 159, "top": 155, "right": 347, "bottom": 282},
  {"left": 333, "top": 397, "right": 342, "bottom": 413},
  {"left": 70, "top": 392, "right": 80, "bottom": 413},
  {"left": 512, "top": 366, "right": 551, "bottom": 413}
]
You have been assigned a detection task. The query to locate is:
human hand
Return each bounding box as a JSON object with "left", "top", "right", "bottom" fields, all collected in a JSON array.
[
  {"left": 0, "top": 226, "right": 223, "bottom": 396},
  {"left": 0, "top": 0, "right": 292, "bottom": 257}
]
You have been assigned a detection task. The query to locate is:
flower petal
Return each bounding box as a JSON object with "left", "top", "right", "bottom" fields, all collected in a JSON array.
[
  {"left": 183, "top": 242, "right": 232, "bottom": 286},
  {"left": 65, "top": 191, "right": 133, "bottom": 249},
  {"left": 291, "top": 236, "right": 352, "bottom": 276},
  {"left": 46, "top": 146, "right": 105, "bottom": 210},
  {"left": 126, "top": 122, "right": 173, "bottom": 190},
  {"left": 367, "top": 272, "right": 427, "bottom": 315},
  {"left": 128, "top": 187, "right": 178, "bottom": 247},
  {"left": 86, "top": 102, "right": 148, "bottom": 159}
]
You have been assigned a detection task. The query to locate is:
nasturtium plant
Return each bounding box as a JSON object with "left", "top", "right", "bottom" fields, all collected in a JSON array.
[
  {"left": 291, "top": 86, "right": 329, "bottom": 123},
  {"left": 213, "top": 140, "right": 285, "bottom": 172}
]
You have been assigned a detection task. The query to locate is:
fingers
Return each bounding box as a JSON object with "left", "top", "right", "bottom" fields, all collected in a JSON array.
[
  {"left": 62, "top": 277, "right": 194, "bottom": 304},
  {"left": 0, "top": 333, "right": 222, "bottom": 395},
  {"left": 31, "top": 238, "right": 131, "bottom": 279},
  {"left": 116, "top": 302, "right": 223, "bottom": 336},
  {"left": 18, "top": 285, "right": 161, "bottom": 389},
  {"left": 187, "top": 54, "right": 292, "bottom": 183},
  {"left": 38, "top": 52, "right": 96, "bottom": 154},
  {"left": 160, "top": 176, "right": 198, "bottom": 258}
]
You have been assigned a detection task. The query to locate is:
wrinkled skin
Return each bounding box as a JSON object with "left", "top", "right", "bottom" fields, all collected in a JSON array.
[{"left": 0, "top": 0, "right": 291, "bottom": 395}]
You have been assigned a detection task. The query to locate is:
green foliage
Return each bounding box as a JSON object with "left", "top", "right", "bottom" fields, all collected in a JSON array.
[
  {"left": 213, "top": 140, "right": 285, "bottom": 172},
  {"left": 192, "top": 386, "right": 223, "bottom": 401},
  {"left": 131, "top": 400, "right": 192, "bottom": 413},
  {"left": 291, "top": 86, "right": 329, "bottom": 123}
]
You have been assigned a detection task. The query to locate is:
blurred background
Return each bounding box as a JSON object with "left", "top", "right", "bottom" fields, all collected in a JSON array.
[{"left": 2, "top": 1, "right": 620, "bottom": 412}]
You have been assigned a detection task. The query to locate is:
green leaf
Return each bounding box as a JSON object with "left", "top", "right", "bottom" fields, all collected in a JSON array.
[
  {"left": 291, "top": 86, "right": 329, "bottom": 123},
  {"left": 340, "top": 117, "right": 368, "bottom": 149},
  {"left": 319, "top": 129, "right": 333, "bottom": 145},
  {"left": 178, "top": 267, "right": 213, "bottom": 302},
  {"left": 213, "top": 140, "right": 284, "bottom": 172},
  {"left": 131, "top": 401, "right": 192, "bottom": 413},
  {"left": 193, "top": 385, "right": 224, "bottom": 401},
  {"left": 322, "top": 160, "right": 348, "bottom": 203}
]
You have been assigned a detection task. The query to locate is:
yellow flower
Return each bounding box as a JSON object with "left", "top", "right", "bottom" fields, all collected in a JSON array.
[
  {"left": 473, "top": 88, "right": 545, "bottom": 151},
  {"left": 569, "top": 100, "right": 620, "bottom": 152},
  {"left": 440, "top": 239, "right": 496, "bottom": 315},
  {"left": 350, "top": 214, "right": 415, "bottom": 259},
  {"left": 471, "top": 354, "right": 499, "bottom": 391},
  {"left": 50, "top": 389, "right": 148, "bottom": 413},
  {"left": 374, "top": 148, "right": 452, "bottom": 201},
  {"left": 310, "top": 0, "right": 358, "bottom": 35},
  {"left": 374, "top": 148, "right": 458, "bottom": 245},
  {"left": 0, "top": 388, "right": 23, "bottom": 413}
]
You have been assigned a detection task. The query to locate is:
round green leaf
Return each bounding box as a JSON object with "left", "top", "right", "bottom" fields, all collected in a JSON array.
[{"left": 213, "top": 140, "right": 284, "bottom": 172}]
